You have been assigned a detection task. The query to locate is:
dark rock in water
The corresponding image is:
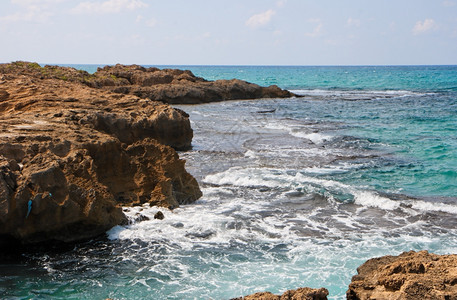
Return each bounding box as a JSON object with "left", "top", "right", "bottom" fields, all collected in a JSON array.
[
  {"left": 285, "top": 191, "right": 305, "bottom": 198},
  {"left": 232, "top": 287, "right": 329, "bottom": 300},
  {"left": 257, "top": 109, "right": 276, "bottom": 114},
  {"left": 0, "top": 62, "right": 202, "bottom": 245},
  {"left": 347, "top": 250, "right": 457, "bottom": 299},
  {"left": 154, "top": 211, "right": 164, "bottom": 220},
  {"left": 134, "top": 213, "right": 150, "bottom": 223}
]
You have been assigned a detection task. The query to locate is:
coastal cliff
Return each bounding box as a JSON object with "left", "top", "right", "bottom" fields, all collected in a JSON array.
[{"left": 0, "top": 62, "right": 202, "bottom": 244}]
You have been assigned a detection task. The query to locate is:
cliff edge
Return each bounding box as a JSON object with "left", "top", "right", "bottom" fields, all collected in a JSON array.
[{"left": 0, "top": 62, "right": 202, "bottom": 245}]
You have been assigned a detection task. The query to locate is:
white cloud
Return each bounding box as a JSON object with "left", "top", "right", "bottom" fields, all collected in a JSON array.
[
  {"left": 276, "top": 0, "right": 287, "bottom": 7},
  {"left": 0, "top": 0, "right": 60, "bottom": 23},
  {"left": 246, "top": 9, "right": 276, "bottom": 28},
  {"left": 72, "top": 0, "right": 148, "bottom": 14},
  {"left": 442, "top": 0, "right": 455, "bottom": 7},
  {"left": 412, "top": 19, "right": 437, "bottom": 35},
  {"left": 11, "top": 0, "right": 64, "bottom": 4},
  {"left": 305, "top": 19, "right": 323, "bottom": 38},
  {"left": 0, "top": 9, "right": 52, "bottom": 23},
  {"left": 347, "top": 17, "right": 361, "bottom": 27}
]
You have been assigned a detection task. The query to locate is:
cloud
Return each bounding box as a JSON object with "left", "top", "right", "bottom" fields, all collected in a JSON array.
[
  {"left": 72, "top": 0, "right": 147, "bottom": 14},
  {"left": 347, "top": 17, "right": 361, "bottom": 27},
  {"left": 246, "top": 9, "right": 276, "bottom": 28},
  {"left": 276, "top": 0, "right": 287, "bottom": 7},
  {"left": 0, "top": 0, "right": 61, "bottom": 23},
  {"left": 11, "top": 0, "right": 64, "bottom": 4},
  {"left": 305, "top": 19, "right": 323, "bottom": 38},
  {"left": 0, "top": 9, "right": 52, "bottom": 23},
  {"left": 442, "top": 0, "right": 455, "bottom": 7},
  {"left": 412, "top": 18, "right": 437, "bottom": 35}
]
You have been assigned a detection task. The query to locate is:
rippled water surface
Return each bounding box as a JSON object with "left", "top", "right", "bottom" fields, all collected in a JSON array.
[{"left": 1, "top": 66, "right": 456, "bottom": 299}]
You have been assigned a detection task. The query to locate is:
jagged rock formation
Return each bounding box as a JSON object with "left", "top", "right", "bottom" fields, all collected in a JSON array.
[
  {"left": 93, "top": 64, "right": 296, "bottom": 104},
  {"left": 232, "top": 287, "right": 329, "bottom": 300},
  {"left": 347, "top": 250, "right": 457, "bottom": 300},
  {"left": 0, "top": 62, "right": 296, "bottom": 104},
  {"left": 0, "top": 62, "right": 202, "bottom": 244}
]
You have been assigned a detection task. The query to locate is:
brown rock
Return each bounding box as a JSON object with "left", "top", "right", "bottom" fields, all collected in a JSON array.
[
  {"left": 0, "top": 89, "right": 9, "bottom": 101},
  {"left": 154, "top": 211, "right": 164, "bottom": 220},
  {"left": 0, "top": 62, "right": 296, "bottom": 105},
  {"left": 0, "top": 62, "right": 202, "bottom": 244},
  {"left": 232, "top": 287, "right": 329, "bottom": 300},
  {"left": 101, "top": 66, "right": 296, "bottom": 104},
  {"left": 347, "top": 250, "right": 457, "bottom": 300}
]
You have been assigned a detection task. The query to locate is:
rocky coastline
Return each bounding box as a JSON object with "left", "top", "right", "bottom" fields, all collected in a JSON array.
[
  {"left": 0, "top": 61, "right": 295, "bottom": 245},
  {"left": 1, "top": 62, "right": 455, "bottom": 299},
  {"left": 236, "top": 251, "right": 457, "bottom": 299}
]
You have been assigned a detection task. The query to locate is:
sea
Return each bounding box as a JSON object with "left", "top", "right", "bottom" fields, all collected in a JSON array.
[{"left": 1, "top": 65, "right": 456, "bottom": 299}]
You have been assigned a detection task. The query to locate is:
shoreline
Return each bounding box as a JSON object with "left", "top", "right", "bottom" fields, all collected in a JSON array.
[{"left": 1, "top": 62, "right": 456, "bottom": 299}]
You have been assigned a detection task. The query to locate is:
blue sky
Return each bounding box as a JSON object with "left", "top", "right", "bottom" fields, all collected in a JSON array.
[{"left": 1, "top": 0, "right": 456, "bottom": 65}]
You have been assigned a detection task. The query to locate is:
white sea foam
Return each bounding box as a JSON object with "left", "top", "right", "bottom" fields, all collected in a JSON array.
[
  {"left": 408, "top": 200, "right": 457, "bottom": 214},
  {"left": 203, "top": 167, "right": 457, "bottom": 215},
  {"left": 289, "top": 131, "right": 332, "bottom": 144},
  {"left": 289, "top": 89, "right": 427, "bottom": 100},
  {"left": 244, "top": 150, "right": 257, "bottom": 158},
  {"left": 264, "top": 122, "right": 333, "bottom": 144}
]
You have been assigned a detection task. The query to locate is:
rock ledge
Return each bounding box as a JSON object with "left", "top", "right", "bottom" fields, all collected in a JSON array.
[{"left": 0, "top": 62, "right": 202, "bottom": 245}]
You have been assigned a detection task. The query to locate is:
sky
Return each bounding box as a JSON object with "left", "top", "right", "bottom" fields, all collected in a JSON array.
[{"left": 0, "top": 0, "right": 457, "bottom": 65}]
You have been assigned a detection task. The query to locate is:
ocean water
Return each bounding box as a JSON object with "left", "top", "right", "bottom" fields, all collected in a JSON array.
[{"left": 1, "top": 65, "right": 457, "bottom": 299}]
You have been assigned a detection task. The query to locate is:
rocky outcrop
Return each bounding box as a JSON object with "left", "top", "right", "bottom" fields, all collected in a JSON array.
[
  {"left": 347, "top": 250, "right": 457, "bottom": 300},
  {"left": 232, "top": 287, "right": 329, "bottom": 300},
  {"left": 0, "top": 63, "right": 202, "bottom": 244},
  {"left": 0, "top": 62, "right": 296, "bottom": 104},
  {"left": 92, "top": 64, "right": 295, "bottom": 104}
]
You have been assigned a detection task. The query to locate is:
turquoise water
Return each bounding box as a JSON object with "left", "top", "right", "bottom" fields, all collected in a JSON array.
[{"left": 1, "top": 65, "right": 457, "bottom": 299}]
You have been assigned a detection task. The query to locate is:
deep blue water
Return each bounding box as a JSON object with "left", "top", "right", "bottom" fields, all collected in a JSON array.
[{"left": 1, "top": 65, "right": 456, "bottom": 299}]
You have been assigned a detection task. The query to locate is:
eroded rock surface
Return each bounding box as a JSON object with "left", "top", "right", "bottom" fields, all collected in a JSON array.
[
  {"left": 0, "top": 62, "right": 296, "bottom": 104},
  {"left": 347, "top": 250, "right": 457, "bottom": 300},
  {"left": 232, "top": 287, "right": 329, "bottom": 300},
  {"left": 0, "top": 62, "right": 201, "bottom": 244},
  {"left": 93, "top": 64, "right": 295, "bottom": 104}
]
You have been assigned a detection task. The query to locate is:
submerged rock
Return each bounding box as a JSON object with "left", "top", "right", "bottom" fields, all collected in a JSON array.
[
  {"left": 232, "top": 287, "right": 329, "bottom": 300},
  {"left": 347, "top": 250, "right": 457, "bottom": 300},
  {"left": 0, "top": 62, "right": 201, "bottom": 245}
]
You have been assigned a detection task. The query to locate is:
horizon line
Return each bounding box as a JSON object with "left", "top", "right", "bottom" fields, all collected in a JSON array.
[{"left": 39, "top": 62, "right": 457, "bottom": 68}]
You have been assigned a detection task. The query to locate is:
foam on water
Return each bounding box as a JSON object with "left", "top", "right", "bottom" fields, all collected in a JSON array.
[
  {"left": 203, "top": 167, "right": 457, "bottom": 216},
  {"left": 102, "top": 180, "right": 457, "bottom": 298},
  {"left": 289, "top": 89, "right": 430, "bottom": 100},
  {"left": 3, "top": 65, "right": 456, "bottom": 300},
  {"left": 264, "top": 122, "right": 333, "bottom": 144}
]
